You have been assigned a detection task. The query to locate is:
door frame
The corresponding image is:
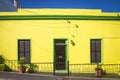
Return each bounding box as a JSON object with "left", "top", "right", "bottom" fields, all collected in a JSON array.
[{"left": 53, "top": 38, "right": 68, "bottom": 70}]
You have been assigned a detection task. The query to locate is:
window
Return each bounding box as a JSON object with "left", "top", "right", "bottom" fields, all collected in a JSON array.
[
  {"left": 90, "top": 39, "right": 101, "bottom": 63},
  {"left": 18, "top": 40, "right": 31, "bottom": 64}
]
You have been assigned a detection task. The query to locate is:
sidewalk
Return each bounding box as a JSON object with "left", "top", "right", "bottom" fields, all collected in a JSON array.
[{"left": 0, "top": 72, "right": 119, "bottom": 80}]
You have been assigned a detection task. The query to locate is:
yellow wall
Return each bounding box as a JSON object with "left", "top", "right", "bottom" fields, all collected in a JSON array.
[
  {"left": 0, "top": 9, "right": 120, "bottom": 64},
  {"left": 0, "top": 20, "right": 120, "bottom": 64}
]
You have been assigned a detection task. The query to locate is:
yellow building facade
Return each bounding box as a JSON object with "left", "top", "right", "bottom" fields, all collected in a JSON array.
[{"left": 0, "top": 9, "right": 120, "bottom": 75}]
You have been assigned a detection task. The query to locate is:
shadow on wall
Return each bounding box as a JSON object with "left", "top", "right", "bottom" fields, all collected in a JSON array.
[
  {"left": 0, "top": 55, "right": 5, "bottom": 64},
  {"left": 0, "top": 55, "right": 12, "bottom": 71}
]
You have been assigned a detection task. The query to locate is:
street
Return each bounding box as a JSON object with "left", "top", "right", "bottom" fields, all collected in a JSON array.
[{"left": 0, "top": 72, "right": 119, "bottom": 80}]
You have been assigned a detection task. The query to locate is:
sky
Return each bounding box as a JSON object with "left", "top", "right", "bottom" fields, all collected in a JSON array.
[{"left": 4, "top": 0, "right": 120, "bottom": 12}]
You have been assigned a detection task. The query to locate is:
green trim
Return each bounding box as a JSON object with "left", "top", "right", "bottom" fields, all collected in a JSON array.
[
  {"left": 0, "top": 15, "right": 120, "bottom": 20},
  {"left": 53, "top": 39, "right": 55, "bottom": 72},
  {"left": 101, "top": 39, "right": 104, "bottom": 64},
  {"left": 65, "top": 39, "right": 68, "bottom": 68},
  {"left": 53, "top": 39, "right": 55, "bottom": 74}
]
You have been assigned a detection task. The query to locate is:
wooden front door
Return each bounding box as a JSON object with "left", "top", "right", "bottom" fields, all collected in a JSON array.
[{"left": 54, "top": 39, "right": 67, "bottom": 70}]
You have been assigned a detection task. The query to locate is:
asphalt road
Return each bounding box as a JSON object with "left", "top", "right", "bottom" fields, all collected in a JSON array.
[{"left": 0, "top": 72, "right": 119, "bottom": 80}]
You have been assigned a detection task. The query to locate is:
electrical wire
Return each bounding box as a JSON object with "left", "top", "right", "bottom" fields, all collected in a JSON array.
[{"left": 67, "top": 20, "right": 78, "bottom": 38}]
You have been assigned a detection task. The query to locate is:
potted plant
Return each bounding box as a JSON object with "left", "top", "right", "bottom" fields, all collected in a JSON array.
[
  {"left": 95, "top": 63, "right": 103, "bottom": 78},
  {"left": 18, "top": 57, "right": 26, "bottom": 73},
  {"left": 26, "top": 63, "right": 37, "bottom": 73}
]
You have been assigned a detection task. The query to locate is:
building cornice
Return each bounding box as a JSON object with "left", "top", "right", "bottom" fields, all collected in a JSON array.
[{"left": 0, "top": 15, "right": 120, "bottom": 20}]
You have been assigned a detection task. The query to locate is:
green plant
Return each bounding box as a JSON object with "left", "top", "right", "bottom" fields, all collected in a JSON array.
[
  {"left": 0, "top": 55, "right": 5, "bottom": 64},
  {"left": 26, "top": 63, "right": 37, "bottom": 73},
  {"left": 4, "top": 64, "right": 12, "bottom": 71},
  {"left": 0, "top": 64, "right": 5, "bottom": 71},
  {"left": 19, "top": 57, "right": 25, "bottom": 67},
  {"left": 95, "top": 63, "right": 102, "bottom": 71},
  {"left": 95, "top": 66, "right": 102, "bottom": 71},
  {"left": 18, "top": 57, "right": 26, "bottom": 73},
  {"left": 95, "top": 63, "right": 103, "bottom": 77}
]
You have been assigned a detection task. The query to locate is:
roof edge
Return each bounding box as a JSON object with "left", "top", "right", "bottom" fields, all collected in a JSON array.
[{"left": 0, "top": 15, "right": 120, "bottom": 20}]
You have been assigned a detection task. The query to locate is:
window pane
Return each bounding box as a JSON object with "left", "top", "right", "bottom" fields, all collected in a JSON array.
[
  {"left": 55, "top": 40, "right": 66, "bottom": 43},
  {"left": 25, "top": 53, "right": 30, "bottom": 64},
  {"left": 25, "top": 41, "right": 30, "bottom": 53},
  {"left": 91, "top": 41, "right": 96, "bottom": 51},
  {"left": 18, "top": 53, "right": 24, "bottom": 60},
  {"left": 91, "top": 52, "right": 96, "bottom": 62},
  {"left": 18, "top": 41, "right": 24, "bottom": 53},
  {"left": 96, "top": 52, "right": 101, "bottom": 62},
  {"left": 96, "top": 40, "right": 101, "bottom": 51}
]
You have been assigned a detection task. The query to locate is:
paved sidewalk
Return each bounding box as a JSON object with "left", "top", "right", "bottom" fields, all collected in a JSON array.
[{"left": 0, "top": 72, "right": 119, "bottom": 80}]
